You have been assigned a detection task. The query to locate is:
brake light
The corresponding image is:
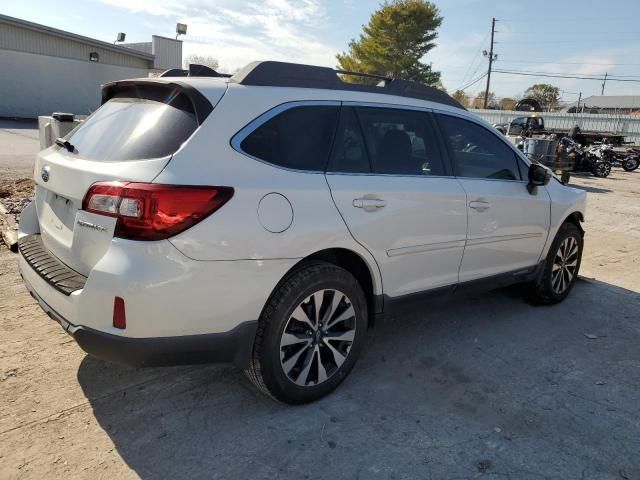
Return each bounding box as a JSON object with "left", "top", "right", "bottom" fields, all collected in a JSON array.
[{"left": 82, "top": 182, "right": 234, "bottom": 241}]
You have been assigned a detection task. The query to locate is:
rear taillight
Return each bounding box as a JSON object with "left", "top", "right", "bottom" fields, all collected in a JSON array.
[{"left": 82, "top": 182, "right": 234, "bottom": 241}]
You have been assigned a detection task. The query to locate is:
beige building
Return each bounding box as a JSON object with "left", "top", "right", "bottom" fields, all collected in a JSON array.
[{"left": 0, "top": 14, "right": 182, "bottom": 118}]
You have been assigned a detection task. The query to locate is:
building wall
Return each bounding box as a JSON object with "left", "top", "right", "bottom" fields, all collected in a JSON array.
[
  {"left": 0, "top": 49, "right": 148, "bottom": 118},
  {"left": 122, "top": 37, "right": 183, "bottom": 71},
  {"left": 0, "top": 21, "right": 152, "bottom": 69},
  {"left": 152, "top": 36, "right": 182, "bottom": 70}
]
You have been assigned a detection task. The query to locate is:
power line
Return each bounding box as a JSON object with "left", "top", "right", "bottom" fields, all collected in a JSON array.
[
  {"left": 457, "top": 30, "right": 490, "bottom": 88},
  {"left": 498, "top": 59, "right": 640, "bottom": 67},
  {"left": 459, "top": 72, "right": 487, "bottom": 91},
  {"left": 459, "top": 59, "right": 486, "bottom": 90},
  {"left": 494, "top": 68, "right": 640, "bottom": 79},
  {"left": 505, "top": 39, "right": 640, "bottom": 45},
  {"left": 493, "top": 69, "right": 640, "bottom": 83}
]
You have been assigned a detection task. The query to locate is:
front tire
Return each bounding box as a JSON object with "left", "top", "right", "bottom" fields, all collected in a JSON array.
[
  {"left": 593, "top": 161, "right": 611, "bottom": 177},
  {"left": 246, "top": 261, "right": 368, "bottom": 404},
  {"left": 529, "top": 222, "right": 583, "bottom": 305}
]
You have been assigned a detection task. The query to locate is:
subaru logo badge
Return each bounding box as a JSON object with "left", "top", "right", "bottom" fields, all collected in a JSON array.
[{"left": 41, "top": 166, "right": 50, "bottom": 182}]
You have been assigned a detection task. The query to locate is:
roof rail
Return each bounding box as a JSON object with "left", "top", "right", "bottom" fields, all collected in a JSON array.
[
  {"left": 159, "top": 64, "right": 232, "bottom": 78},
  {"left": 230, "top": 61, "right": 464, "bottom": 110},
  {"left": 335, "top": 69, "right": 392, "bottom": 84}
]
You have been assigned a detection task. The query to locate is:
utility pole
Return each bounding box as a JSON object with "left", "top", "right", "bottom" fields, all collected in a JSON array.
[
  {"left": 576, "top": 92, "right": 582, "bottom": 113},
  {"left": 483, "top": 18, "right": 497, "bottom": 109},
  {"left": 601, "top": 72, "right": 608, "bottom": 95}
]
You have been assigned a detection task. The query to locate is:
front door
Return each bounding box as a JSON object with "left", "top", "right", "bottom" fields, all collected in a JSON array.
[
  {"left": 326, "top": 106, "right": 468, "bottom": 298},
  {"left": 435, "top": 113, "right": 550, "bottom": 282}
]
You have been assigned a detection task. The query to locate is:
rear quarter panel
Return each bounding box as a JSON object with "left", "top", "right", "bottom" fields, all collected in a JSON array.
[{"left": 154, "top": 85, "right": 384, "bottom": 295}]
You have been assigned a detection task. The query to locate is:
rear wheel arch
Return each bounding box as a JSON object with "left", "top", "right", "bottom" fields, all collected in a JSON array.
[{"left": 266, "top": 248, "right": 381, "bottom": 328}]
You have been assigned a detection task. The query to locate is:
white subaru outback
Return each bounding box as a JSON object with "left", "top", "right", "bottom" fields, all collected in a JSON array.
[{"left": 18, "top": 61, "right": 586, "bottom": 404}]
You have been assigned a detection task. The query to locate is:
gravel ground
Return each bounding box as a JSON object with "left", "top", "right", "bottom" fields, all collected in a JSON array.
[{"left": 0, "top": 165, "right": 639, "bottom": 479}]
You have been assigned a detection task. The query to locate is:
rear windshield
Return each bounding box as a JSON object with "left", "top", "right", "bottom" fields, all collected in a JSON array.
[{"left": 65, "top": 92, "right": 197, "bottom": 161}]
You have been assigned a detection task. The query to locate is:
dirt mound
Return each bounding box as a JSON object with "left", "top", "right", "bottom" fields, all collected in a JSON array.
[{"left": 0, "top": 178, "right": 35, "bottom": 216}]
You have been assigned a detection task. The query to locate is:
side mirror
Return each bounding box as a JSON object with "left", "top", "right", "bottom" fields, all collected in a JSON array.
[{"left": 527, "top": 163, "right": 551, "bottom": 194}]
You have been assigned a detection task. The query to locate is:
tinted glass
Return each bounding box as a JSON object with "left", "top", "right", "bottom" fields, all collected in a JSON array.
[
  {"left": 355, "top": 107, "right": 445, "bottom": 176},
  {"left": 240, "top": 106, "right": 339, "bottom": 171},
  {"left": 327, "top": 107, "right": 370, "bottom": 173},
  {"left": 66, "top": 96, "right": 197, "bottom": 161},
  {"left": 438, "top": 115, "right": 521, "bottom": 180}
]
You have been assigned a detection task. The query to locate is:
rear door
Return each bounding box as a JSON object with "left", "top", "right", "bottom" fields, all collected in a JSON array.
[
  {"left": 326, "top": 105, "right": 467, "bottom": 298},
  {"left": 435, "top": 112, "right": 550, "bottom": 282},
  {"left": 33, "top": 81, "right": 223, "bottom": 275}
]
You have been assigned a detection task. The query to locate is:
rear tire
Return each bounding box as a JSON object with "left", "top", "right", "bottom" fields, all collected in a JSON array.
[
  {"left": 246, "top": 261, "right": 368, "bottom": 404},
  {"left": 528, "top": 222, "right": 583, "bottom": 305},
  {"left": 622, "top": 157, "right": 639, "bottom": 172}
]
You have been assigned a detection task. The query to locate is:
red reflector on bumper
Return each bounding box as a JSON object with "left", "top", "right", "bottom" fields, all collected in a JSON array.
[{"left": 113, "top": 297, "right": 126, "bottom": 329}]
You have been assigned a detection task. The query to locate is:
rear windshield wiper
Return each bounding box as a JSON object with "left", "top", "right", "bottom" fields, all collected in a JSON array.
[{"left": 55, "top": 138, "right": 76, "bottom": 153}]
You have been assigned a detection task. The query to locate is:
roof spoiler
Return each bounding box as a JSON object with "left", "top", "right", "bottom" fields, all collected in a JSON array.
[{"left": 100, "top": 80, "right": 214, "bottom": 125}]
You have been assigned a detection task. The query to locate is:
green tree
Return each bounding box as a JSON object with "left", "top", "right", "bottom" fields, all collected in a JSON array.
[
  {"left": 524, "top": 84, "right": 561, "bottom": 112},
  {"left": 336, "top": 0, "right": 443, "bottom": 86},
  {"left": 451, "top": 90, "right": 470, "bottom": 107}
]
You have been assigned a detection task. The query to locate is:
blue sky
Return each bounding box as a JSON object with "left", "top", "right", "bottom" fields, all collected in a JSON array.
[{"left": 3, "top": 0, "right": 640, "bottom": 101}]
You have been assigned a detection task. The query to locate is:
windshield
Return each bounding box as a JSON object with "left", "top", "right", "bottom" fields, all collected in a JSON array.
[{"left": 64, "top": 96, "right": 197, "bottom": 161}]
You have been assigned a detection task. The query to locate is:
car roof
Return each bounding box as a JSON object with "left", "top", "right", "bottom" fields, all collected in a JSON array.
[{"left": 155, "top": 60, "right": 466, "bottom": 111}]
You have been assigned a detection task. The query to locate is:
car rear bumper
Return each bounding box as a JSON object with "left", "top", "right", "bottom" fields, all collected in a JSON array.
[
  {"left": 21, "top": 271, "right": 258, "bottom": 368},
  {"left": 71, "top": 321, "right": 258, "bottom": 369}
]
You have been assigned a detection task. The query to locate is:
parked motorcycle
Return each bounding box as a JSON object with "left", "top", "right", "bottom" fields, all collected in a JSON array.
[
  {"left": 595, "top": 143, "right": 640, "bottom": 172},
  {"left": 620, "top": 148, "right": 640, "bottom": 172},
  {"left": 562, "top": 138, "right": 612, "bottom": 178}
]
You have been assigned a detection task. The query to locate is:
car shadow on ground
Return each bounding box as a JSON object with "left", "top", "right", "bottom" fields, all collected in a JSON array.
[
  {"left": 77, "top": 278, "right": 640, "bottom": 479},
  {"left": 570, "top": 183, "right": 613, "bottom": 194}
]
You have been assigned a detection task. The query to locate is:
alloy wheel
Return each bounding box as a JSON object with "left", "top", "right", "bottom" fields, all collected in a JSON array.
[
  {"left": 595, "top": 162, "right": 611, "bottom": 177},
  {"left": 279, "top": 289, "right": 356, "bottom": 387},
  {"left": 552, "top": 236, "right": 579, "bottom": 295}
]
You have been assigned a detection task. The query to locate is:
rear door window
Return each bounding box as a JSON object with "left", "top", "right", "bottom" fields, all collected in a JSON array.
[
  {"left": 354, "top": 107, "right": 445, "bottom": 176},
  {"left": 437, "top": 114, "right": 521, "bottom": 181},
  {"left": 327, "top": 107, "right": 371, "bottom": 173},
  {"left": 240, "top": 105, "right": 339, "bottom": 171},
  {"left": 65, "top": 91, "right": 198, "bottom": 161}
]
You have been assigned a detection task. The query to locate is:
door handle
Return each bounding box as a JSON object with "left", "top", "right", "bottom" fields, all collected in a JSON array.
[
  {"left": 353, "top": 197, "right": 386, "bottom": 211},
  {"left": 469, "top": 200, "right": 491, "bottom": 212}
]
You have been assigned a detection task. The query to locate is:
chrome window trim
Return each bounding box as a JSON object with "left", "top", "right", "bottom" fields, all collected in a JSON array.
[
  {"left": 231, "top": 99, "right": 527, "bottom": 180},
  {"left": 230, "top": 100, "right": 341, "bottom": 174},
  {"left": 432, "top": 108, "right": 531, "bottom": 183},
  {"left": 325, "top": 172, "right": 457, "bottom": 179},
  {"left": 342, "top": 100, "right": 433, "bottom": 113}
]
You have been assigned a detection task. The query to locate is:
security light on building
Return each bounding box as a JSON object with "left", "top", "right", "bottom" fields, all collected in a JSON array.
[{"left": 176, "top": 23, "right": 187, "bottom": 39}]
